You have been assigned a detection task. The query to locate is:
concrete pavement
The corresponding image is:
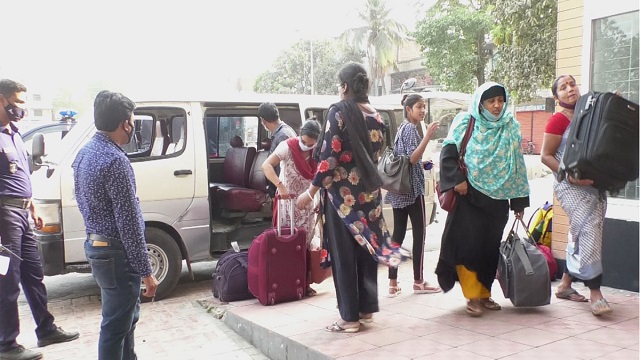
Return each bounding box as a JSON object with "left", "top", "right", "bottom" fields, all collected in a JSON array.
[{"left": 17, "top": 264, "right": 268, "bottom": 360}]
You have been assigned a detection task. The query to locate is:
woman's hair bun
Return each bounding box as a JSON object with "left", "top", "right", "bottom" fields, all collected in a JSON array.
[{"left": 401, "top": 94, "right": 409, "bottom": 106}]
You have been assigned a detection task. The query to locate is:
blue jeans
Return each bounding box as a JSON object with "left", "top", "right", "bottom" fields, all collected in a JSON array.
[{"left": 85, "top": 239, "right": 141, "bottom": 360}]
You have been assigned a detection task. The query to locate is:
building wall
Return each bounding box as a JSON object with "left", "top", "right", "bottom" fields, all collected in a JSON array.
[
  {"left": 514, "top": 110, "right": 551, "bottom": 155},
  {"left": 553, "top": 0, "right": 584, "bottom": 260}
]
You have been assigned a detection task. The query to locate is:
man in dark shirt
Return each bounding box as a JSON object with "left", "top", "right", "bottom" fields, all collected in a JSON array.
[
  {"left": 258, "top": 102, "right": 296, "bottom": 197},
  {"left": 72, "top": 90, "right": 158, "bottom": 360},
  {"left": 258, "top": 102, "right": 296, "bottom": 153},
  {"left": 0, "top": 79, "right": 79, "bottom": 360}
]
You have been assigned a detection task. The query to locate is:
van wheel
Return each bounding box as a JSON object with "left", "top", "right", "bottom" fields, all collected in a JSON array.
[{"left": 143, "top": 228, "right": 182, "bottom": 301}]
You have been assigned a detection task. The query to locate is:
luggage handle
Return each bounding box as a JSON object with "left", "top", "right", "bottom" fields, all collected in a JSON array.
[
  {"left": 275, "top": 194, "right": 295, "bottom": 237},
  {"left": 236, "top": 256, "right": 248, "bottom": 269},
  {"left": 569, "top": 94, "right": 595, "bottom": 154},
  {"left": 511, "top": 219, "right": 535, "bottom": 275},
  {"left": 518, "top": 218, "right": 540, "bottom": 248}
]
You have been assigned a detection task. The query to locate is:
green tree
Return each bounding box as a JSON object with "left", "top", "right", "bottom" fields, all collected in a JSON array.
[
  {"left": 413, "top": 0, "right": 493, "bottom": 93},
  {"left": 254, "top": 40, "right": 364, "bottom": 95},
  {"left": 340, "top": 0, "right": 409, "bottom": 95},
  {"left": 488, "top": 0, "right": 557, "bottom": 101}
]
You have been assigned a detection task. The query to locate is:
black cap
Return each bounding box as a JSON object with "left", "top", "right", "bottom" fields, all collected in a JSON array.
[{"left": 480, "top": 85, "right": 506, "bottom": 103}]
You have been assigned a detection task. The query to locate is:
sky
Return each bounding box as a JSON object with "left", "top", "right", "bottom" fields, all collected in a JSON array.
[{"left": 3, "top": 0, "right": 434, "bottom": 102}]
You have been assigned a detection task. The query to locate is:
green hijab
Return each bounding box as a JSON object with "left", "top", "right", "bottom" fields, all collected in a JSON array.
[{"left": 443, "top": 82, "right": 529, "bottom": 200}]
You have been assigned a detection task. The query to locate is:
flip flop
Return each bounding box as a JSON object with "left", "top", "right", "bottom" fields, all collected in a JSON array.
[
  {"left": 555, "top": 288, "right": 588, "bottom": 302},
  {"left": 359, "top": 312, "right": 373, "bottom": 323},
  {"left": 591, "top": 298, "right": 613, "bottom": 316},
  {"left": 306, "top": 287, "right": 317, "bottom": 297},
  {"left": 480, "top": 298, "right": 502, "bottom": 310},
  {"left": 466, "top": 300, "right": 484, "bottom": 317},
  {"left": 325, "top": 321, "right": 360, "bottom": 333}
]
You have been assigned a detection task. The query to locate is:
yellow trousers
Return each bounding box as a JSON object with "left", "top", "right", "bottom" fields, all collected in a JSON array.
[{"left": 456, "top": 265, "right": 491, "bottom": 300}]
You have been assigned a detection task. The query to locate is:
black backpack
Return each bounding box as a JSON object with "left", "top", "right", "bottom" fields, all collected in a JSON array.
[{"left": 212, "top": 250, "right": 254, "bottom": 302}]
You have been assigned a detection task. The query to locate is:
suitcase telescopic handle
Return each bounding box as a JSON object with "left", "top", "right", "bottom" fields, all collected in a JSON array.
[{"left": 275, "top": 195, "right": 295, "bottom": 237}]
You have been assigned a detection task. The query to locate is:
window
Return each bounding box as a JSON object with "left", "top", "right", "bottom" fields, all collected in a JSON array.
[
  {"left": 33, "top": 94, "right": 41, "bottom": 101},
  {"left": 206, "top": 116, "right": 259, "bottom": 158},
  {"left": 33, "top": 109, "right": 43, "bottom": 117},
  {"left": 591, "top": 11, "right": 639, "bottom": 103},
  {"left": 124, "top": 107, "right": 187, "bottom": 159},
  {"left": 591, "top": 10, "right": 639, "bottom": 199}
]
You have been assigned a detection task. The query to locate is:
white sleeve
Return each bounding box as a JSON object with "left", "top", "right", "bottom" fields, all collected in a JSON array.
[{"left": 273, "top": 141, "right": 290, "bottom": 161}]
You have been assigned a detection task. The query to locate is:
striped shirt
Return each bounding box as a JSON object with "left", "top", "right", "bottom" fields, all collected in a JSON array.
[{"left": 384, "top": 121, "right": 424, "bottom": 208}]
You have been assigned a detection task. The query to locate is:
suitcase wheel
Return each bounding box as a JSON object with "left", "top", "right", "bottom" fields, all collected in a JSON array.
[
  {"left": 295, "top": 279, "right": 300, "bottom": 285},
  {"left": 271, "top": 248, "right": 277, "bottom": 254},
  {"left": 296, "top": 245, "right": 301, "bottom": 251}
]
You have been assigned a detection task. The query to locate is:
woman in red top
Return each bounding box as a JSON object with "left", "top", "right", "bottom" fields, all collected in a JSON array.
[{"left": 540, "top": 75, "right": 611, "bottom": 316}]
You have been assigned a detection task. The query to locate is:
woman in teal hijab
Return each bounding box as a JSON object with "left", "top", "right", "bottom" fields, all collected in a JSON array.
[{"left": 435, "top": 82, "right": 530, "bottom": 317}]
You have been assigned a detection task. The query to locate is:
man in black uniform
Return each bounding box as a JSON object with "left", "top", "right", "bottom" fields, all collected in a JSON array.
[{"left": 0, "top": 79, "right": 79, "bottom": 360}]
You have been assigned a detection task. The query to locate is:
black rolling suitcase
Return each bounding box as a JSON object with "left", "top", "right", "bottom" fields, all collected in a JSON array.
[{"left": 559, "top": 91, "right": 639, "bottom": 192}]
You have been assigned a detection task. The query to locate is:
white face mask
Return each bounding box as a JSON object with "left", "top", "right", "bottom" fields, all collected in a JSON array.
[{"left": 299, "top": 139, "right": 316, "bottom": 151}]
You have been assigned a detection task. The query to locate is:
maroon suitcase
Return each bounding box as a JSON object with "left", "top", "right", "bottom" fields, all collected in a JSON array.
[{"left": 247, "top": 198, "right": 307, "bottom": 305}]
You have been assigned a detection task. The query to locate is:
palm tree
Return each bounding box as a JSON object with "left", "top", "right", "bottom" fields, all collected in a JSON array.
[{"left": 341, "top": 0, "right": 409, "bottom": 95}]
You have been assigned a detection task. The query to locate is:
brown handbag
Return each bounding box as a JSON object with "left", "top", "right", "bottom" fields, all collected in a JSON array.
[
  {"left": 308, "top": 211, "right": 332, "bottom": 284},
  {"left": 436, "top": 116, "right": 475, "bottom": 212}
]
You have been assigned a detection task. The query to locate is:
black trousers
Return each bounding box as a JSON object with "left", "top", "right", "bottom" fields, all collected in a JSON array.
[
  {"left": 0, "top": 205, "right": 56, "bottom": 351},
  {"left": 564, "top": 266, "right": 602, "bottom": 290},
  {"left": 389, "top": 196, "right": 425, "bottom": 281},
  {"left": 325, "top": 202, "right": 378, "bottom": 322}
]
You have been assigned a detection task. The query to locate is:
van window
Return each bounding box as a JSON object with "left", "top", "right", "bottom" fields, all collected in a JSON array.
[
  {"left": 127, "top": 107, "right": 187, "bottom": 159},
  {"left": 206, "top": 115, "right": 259, "bottom": 158}
]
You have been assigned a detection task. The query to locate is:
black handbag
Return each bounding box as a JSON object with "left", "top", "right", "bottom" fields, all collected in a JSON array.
[{"left": 378, "top": 124, "right": 411, "bottom": 194}]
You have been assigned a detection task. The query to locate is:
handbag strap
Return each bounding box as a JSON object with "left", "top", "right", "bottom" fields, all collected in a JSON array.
[
  {"left": 509, "top": 218, "right": 534, "bottom": 275},
  {"left": 314, "top": 198, "right": 324, "bottom": 251},
  {"left": 518, "top": 218, "right": 541, "bottom": 248},
  {"left": 392, "top": 121, "right": 410, "bottom": 155},
  {"left": 458, "top": 116, "right": 476, "bottom": 175}
]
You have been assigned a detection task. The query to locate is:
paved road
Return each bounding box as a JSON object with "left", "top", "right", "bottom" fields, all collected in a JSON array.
[{"left": 17, "top": 259, "right": 270, "bottom": 359}]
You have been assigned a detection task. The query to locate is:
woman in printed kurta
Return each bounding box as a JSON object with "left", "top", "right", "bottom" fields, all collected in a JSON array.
[
  {"left": 435, "top": 82, "right": 530, "bottom": 317},
  {"left": 541, "top": 75, "right": 611, "bottom": 316},
  {"left": 263, "top": 119, "right": 321, "bottom": 297},
  {"left": 297, "top": 62, "right": 403, "bottom": 333}
]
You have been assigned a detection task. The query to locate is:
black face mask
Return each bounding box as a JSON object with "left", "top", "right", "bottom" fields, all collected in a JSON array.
[
  {"left": 4, "top": 103, "right": 26, "bottom": 122},
  {"left": 125, "top": 122, "right": 135, "bottom": 143}
]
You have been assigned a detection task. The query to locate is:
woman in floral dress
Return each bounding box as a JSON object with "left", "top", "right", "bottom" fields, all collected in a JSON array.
[
  {"left": 297, "top": 62, "right": 404, "bottom": 333},
  {"left": 263, "top": 119, "right": 321, "bottom": 296}
]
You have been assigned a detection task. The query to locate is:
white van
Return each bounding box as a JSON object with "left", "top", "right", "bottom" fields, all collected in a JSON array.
[{"left": 29, "top": 94, "right": 409, "bottom": 300}]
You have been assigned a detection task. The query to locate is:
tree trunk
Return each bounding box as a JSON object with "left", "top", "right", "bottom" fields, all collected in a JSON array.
[
  {"left": 380, "top": 74, "right": 387, "bottom": 95},
  {"left": 476, "top": 34, "right": 486, "bottom": 86}
]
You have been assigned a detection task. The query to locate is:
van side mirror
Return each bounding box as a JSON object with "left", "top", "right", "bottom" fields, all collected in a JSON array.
[
  {"left": 30, "top": 133, "right": 45, "bottom": 172},
  {"left": 400, "top": 78, "right": 417, "bottom": 93}
]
